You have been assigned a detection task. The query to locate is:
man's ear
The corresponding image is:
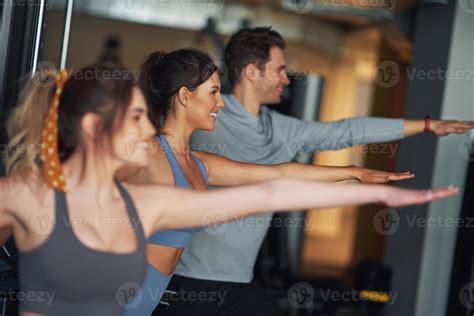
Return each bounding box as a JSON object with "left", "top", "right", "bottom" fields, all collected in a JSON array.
[
  {"left": 243, "top": 63, "right": 261, "bottom": 83},
  {"left": 80, "top": 113, "right": 101, "bottom": 140},
  {"left": 177, "top": 86, "right": 191, "bottom": 108}
]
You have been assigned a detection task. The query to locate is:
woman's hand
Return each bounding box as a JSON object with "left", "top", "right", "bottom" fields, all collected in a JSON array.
[
  {"left": 349, "top": 166, "right": 415, "bottom": 184},
  {"left": 383, "top": 185, "right": 459, "bottom": 208}
]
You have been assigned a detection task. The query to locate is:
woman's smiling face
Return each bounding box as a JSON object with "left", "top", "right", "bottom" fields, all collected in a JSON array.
[{"left": 183, "top": 71, "right": 224, "bottom": 131}]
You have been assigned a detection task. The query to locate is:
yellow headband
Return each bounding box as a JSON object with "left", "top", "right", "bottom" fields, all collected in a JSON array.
[{"left": 41, "top": 70, "right": 70, "bottom": 191}]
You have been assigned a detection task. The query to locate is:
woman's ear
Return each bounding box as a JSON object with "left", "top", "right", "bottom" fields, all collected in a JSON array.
[
  {"left": 177, "top": 86, "right": 191, "bottom": 108},
  {"left": 80, "top": 113, "right": 101, "bottom": 140}
]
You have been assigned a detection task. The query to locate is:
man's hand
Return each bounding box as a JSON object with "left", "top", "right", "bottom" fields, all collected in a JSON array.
[
  {"left": 404, "top": 119, "right": 474, "bottom": 137},
  {"left": 431, "top": 120, "right": 474, "bottom": 136}
]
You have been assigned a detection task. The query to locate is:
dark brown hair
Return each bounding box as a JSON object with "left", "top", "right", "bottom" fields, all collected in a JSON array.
[
  {"left": 139, "top": 48, "right": 218, "bottom": 129},
  {"left": 224, "top": 27, "right": 285, "bottom": 86}
]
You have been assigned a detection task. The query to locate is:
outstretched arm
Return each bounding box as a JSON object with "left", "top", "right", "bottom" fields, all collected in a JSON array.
[
  {"left": 194, "top": 151, "right": 414, "bottom": 186},
  {"left": 273, "top": 112, "right": 474, "bottom": 154},
  {"left": 129, "top": 179, "right": 458, "bottom": 234}
]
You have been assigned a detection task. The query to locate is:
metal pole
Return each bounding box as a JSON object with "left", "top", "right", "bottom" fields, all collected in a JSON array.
[
  {"left": 30, "top": 0, "right": 46, "bottom": 76},
  {"left": 60, "top": 0, "right": 74, "bottom": 69}
]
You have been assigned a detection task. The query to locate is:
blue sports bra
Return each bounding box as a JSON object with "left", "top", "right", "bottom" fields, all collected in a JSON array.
[
  {"left": 147, "top": 134, "right": 207, "bottom": 246},
  {"left": 122, "top": 134, "right": 208, "bottom": 316}
]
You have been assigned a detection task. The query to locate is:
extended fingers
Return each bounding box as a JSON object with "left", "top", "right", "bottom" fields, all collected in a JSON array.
[{"left": 423, "top": 186, "right": 459, "bottom": 202}]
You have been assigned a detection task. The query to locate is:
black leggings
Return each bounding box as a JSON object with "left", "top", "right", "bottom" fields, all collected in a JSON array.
[{"left": 154, "top": 275, "right": 280, "bottom": 316}]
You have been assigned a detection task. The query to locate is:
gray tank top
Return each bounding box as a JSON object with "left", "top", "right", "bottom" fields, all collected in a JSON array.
[{"left": 18, "top": 180, "right": 146, "bottom": 315}]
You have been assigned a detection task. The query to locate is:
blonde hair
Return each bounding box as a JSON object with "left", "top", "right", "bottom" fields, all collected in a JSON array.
[
  {"left": 4, "top": 64, "right": 136, "bottom": 187},
  {"left": 4, "top": 69, "right": 57, "bottom": 178}
]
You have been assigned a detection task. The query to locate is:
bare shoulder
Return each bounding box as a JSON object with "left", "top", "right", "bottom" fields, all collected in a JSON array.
[
  {"left": 2, "top": 172, "right": 52, "bottom": 211},
  {"left": 191, "top": 150, "right": 228, "bottom": 172},
  {"left": 0, "top": 174, "right": 26, "bottom": 209},
  {"left": 0, "top": 172, "right": 53, "bottom": 238}
]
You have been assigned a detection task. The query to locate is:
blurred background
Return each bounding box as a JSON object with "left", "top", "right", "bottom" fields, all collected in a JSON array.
[{"left": 0, "top": 0, "right": 473, "bottom": 315}]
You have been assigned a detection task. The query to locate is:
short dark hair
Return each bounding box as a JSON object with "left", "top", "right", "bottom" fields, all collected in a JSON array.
[{"left": 224, "top": 27, "right": 285, "bottom": 86}]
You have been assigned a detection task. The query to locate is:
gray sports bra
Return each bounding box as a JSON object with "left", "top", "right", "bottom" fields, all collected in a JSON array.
[{"left": 18, "top": 180, "right": 146, "bottom": 315}]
